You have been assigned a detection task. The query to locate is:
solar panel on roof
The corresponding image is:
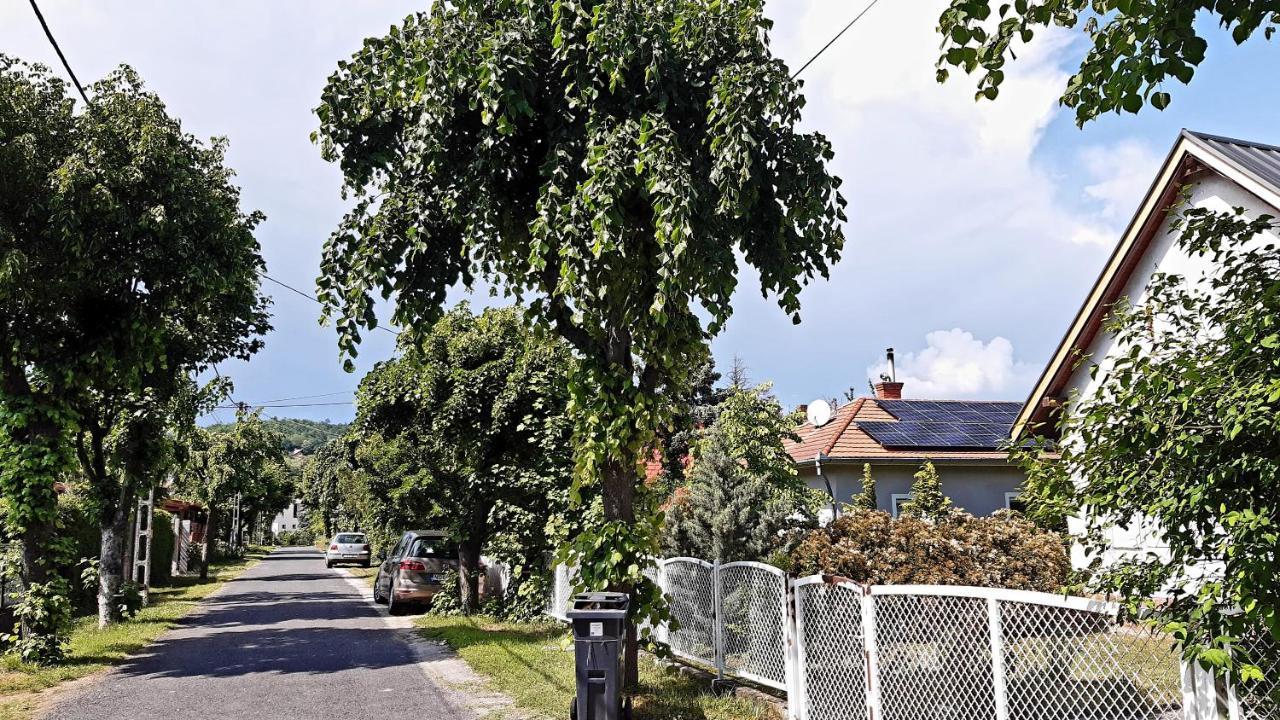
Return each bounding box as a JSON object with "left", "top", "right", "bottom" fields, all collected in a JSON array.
[{"left": 862, "top": 400, "right": 1022, "bottom": 450}]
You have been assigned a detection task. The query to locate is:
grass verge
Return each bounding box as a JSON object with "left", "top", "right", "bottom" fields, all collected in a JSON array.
[
  {"left": 0, "top": 547, "right": 269, "bottom": 720},
  {"left": 416, "top": 614, "right": 776, "bottom": 720},
  {"left": 343, "top": 564, "right": 378, "bottom": 587}
]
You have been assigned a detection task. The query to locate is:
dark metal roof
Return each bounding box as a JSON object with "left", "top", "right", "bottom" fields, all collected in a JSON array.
[{"left": 1183, "top": 130, "right": 1280, "bottom": 197}]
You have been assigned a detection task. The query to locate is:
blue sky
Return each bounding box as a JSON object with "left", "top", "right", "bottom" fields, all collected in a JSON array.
[{"left": 2, "top": 1, "right": 1277, "bottom": 422}]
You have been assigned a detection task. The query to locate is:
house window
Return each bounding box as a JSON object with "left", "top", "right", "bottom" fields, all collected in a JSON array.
[
  {"left": 1005, "top": 492, "right": 1027, "bottom": 514},
  {"left": 890, "top": 493, "right": 913, "bottom": 519}
]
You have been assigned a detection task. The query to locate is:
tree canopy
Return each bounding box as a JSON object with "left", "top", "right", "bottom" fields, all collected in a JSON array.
[
  {"left": 936, "top": 0, "right": 1279, "bottom": 125},
  {"left": 314, "top": 0, "right": 845, "bottom": 681},
  {"left": 1022, "top": 206, "right": 1280, "bottom": 684}
]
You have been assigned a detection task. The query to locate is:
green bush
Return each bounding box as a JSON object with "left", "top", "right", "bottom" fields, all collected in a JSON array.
[
  {"left": 150, "top": 510, "right": 175, "bottom": 586},
  {"left": 791, "top": 508, "right": 1069, "bottom": 592},
  {"left": 275, "top": 528, "right": 315, "bottom": 546}
]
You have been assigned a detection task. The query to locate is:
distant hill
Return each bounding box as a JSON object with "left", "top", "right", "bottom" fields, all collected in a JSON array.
[{"left": 207, "top": 417, "right": 349, "bottom": 455}]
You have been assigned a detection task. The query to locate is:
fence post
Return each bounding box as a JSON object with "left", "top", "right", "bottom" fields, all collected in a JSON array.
[
  {"left": 1181, "top": 659, "right": 1224, "bottom": 720},
  {"left": 987, "top": 597, "right": 1010, "bottom": 720},
  {"left": 862, "top": 586, "right": 882, "bottom": 720},
  {"left": 712, "top": 559, "right": 725, "bottom": 680},
  {"left": 783, "top": 575, "right": 801, "bottom": 720}
]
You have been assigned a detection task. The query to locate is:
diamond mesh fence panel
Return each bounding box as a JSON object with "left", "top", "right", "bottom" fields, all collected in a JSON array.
[
  {"left": 1235, "top": 633, "right": 1279, "bottom": 720},
  {"left": 873, "top": 593, "right": 997, "bottom": 720},
  {"left": 796, "top": 580, "right": 866, "bottom": 720},
  {"left": 718, "top": 563, "right": 787, "bottom": 689},
  {"left": 662, "top": 558, "right": 717, "bottom": 667},
  {"left": 998, "top": 600, "right": 1183, "bottom": 720}
]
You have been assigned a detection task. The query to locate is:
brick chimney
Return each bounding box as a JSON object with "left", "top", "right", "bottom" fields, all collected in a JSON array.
[
  {"left": 874, "top": 347, "right": 903, "bottom": 399},
  {"left": 874, "top": 381, "right": 903, "bottom": 399}
]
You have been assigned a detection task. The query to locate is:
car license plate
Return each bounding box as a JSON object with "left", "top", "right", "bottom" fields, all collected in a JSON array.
[
  {"left": 425, "top": 573, "right": 444, "bottom": 584},
  {"left": 343, "top": 554, "right": 358, "bottom": 558}
]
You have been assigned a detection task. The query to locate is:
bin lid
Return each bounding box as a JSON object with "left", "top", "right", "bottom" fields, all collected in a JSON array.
[{"left": 568, "top": 591, "right": 629, "bottom": 616}]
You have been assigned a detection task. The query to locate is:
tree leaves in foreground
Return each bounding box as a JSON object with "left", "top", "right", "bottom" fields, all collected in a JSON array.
[
  {"left": 936, "top": 0, "right": 1279, "bottom": 125},
  {"left": 0, "top": 56, "right": 268, "bottom": 657},
  {"left": 350, "top": 305, "right": 573, "bottom": 615},
  {"left": 1022, "top": 206, "right": 1280, "bottom": 687},
  {"left": 313, "top": 0, "right": 845, "bottom": 683}
]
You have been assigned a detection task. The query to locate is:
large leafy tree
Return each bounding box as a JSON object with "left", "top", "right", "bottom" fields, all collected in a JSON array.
[
  {"left": 1022, "top": 206, "right": 1280, "bottom": 689},
  {"left": 0, "top": 57, "right": 268, "bottom": 654},
  {"left": 314, "top": 0, "right": 844, "bottom": 681},
  {"left": 352, "top": 305, "right": 573, "bottom": 613},
  {"left": 935, "top": 0, "right": 1279, "bottom": 125}
]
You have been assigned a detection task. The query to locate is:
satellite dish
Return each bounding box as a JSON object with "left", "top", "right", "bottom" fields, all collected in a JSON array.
[{"left": 807, "top": 399, "right": 833, "bottom": 427}]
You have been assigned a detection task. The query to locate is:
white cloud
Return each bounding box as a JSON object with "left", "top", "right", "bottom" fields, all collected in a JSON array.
[
  {"left": 867, "top": 329, "right": 1037, "bottom": 399},
  {"left": 1080, "top": 140, "right": 1164, "bottom": 223}
]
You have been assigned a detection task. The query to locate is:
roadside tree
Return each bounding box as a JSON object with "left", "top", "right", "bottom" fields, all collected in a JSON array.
[
  {"left": 177, "top": 411, "right": 289, "bottom": 579},
  {"left": 352, "top": 305, "right": 573, "bottom": 613},
  {"left": 313, "top": 0, "right": 845, "bottom": 684},
  {"left": 0, "top": 57, "right": 268, "bottom": 654}
]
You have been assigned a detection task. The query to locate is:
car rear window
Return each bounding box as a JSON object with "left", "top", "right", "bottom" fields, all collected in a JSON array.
[
  {"left": 410, "top": 538, "right": 455, "bottom": 558},
  {"left": 334, "top": 534, "right": 365, "bottom": 544}
]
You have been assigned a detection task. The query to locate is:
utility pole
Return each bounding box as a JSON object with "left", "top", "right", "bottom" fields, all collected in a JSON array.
[{"left": 232, "top": 492, "right": 242, "bottom": 551}]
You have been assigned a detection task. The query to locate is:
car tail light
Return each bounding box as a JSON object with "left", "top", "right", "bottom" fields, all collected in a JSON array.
[
  {"left": 399, "top": 560, "right": 426, "bottom": 573},
  {"left": 329, "top": 544, "right": 338, "bottom": 550},
  {"left": 362, "top": 544, "right": 371, "bottom": 551}
]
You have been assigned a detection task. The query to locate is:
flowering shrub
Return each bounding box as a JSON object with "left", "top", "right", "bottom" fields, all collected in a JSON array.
[{"left": 790, "top": 508, "right": 1069, "bottom": 592}]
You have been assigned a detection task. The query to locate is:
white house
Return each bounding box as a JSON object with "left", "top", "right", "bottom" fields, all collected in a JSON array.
[
  {"left": 1013, "top": 129, "right": 1280, "bottom": 568},
  {"left": 786, "top": 377, "right": 1029, "bottom": 520},
  {"left": 271, "top": 498, "right": 304, "bottom": 535}
]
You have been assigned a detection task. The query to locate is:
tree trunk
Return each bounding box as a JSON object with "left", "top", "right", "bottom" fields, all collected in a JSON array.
[
  {"left": 458, "top": 535, "right": 484, "bottom": 615},
  {"left": 601, "top": 455, "right": 639, "bottom": 690},
  {"left": 200, "top": 508, "right": 216, "bottom": 581},
  {"left": 97, "top": 493, "right": 132, "bottom": 628}
]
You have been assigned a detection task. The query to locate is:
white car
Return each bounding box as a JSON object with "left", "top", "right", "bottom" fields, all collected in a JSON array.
[{"left": 324, "top": 533, "right": 371, "bottom": 568}]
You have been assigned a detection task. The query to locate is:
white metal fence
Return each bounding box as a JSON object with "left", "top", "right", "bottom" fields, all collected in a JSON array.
[{"left": 547, "top": 558, "right": 1273, "bottom": 720}]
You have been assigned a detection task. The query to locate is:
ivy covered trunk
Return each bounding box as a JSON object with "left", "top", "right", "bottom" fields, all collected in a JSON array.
[
  {"left": 97, "top": 491, "right": 133, "bottom": 628},
  {"left": 0, "top": 366, "right": 74, "bottom": 662},
  {"left": 458, "top": 535, "right": 484, "bottom": 615},
  {"left": 602, "top": 456, "right": 639, "bottom": 690}
]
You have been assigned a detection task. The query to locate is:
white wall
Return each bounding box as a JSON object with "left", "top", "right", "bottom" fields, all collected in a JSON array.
[
  {"left": 1061, "top": 174, "right": 1280, "bottom": 569},
  {"left": 798, "top": 461, "right": 1025, "bottom": 520}
]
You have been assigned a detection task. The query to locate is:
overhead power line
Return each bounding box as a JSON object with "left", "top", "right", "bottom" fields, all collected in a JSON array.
[
  {"left": 27, "top": 0, "right": 91, "bottom": 106},
  {"left": 792, "top": 0, "right": 885, "bottom": 79},
  {"left": 214, "top": 401, "right": 353, "bottom": 409},
  {"left": 260, "top": 272, "right": 400, "bottom": 336},
  {"left": 243, "top": 389, "right": 355, "bottom": 405}
]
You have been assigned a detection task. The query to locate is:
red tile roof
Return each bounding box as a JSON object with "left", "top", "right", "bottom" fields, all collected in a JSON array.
[{"left": 785, "top": 398, "right": 1014, "bottom": 464}]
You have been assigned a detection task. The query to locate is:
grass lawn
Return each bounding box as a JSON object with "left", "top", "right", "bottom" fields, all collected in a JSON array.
[
  {"left": 0, "top": 547, "right": 269, "bottom": 720},
  {"left": 416, "top": 615, "right": 777, "bottom": 720}
]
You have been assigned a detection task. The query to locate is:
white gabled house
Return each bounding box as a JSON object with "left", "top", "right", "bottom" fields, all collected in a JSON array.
[{"left": 1014, "top": 129, "right": 1280, "bottom": 568}]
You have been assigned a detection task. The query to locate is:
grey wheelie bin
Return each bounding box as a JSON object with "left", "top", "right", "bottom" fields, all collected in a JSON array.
[{"left": 567, "top": 591, "right": 632, "bottom": 720}]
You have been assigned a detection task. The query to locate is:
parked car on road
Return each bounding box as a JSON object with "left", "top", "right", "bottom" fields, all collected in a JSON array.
[
  {"left": 372, "top": 530, "right": 457, "bottom": 615},
  {"left": 324, "top": 533, "right": 371, "bottom": 568}
]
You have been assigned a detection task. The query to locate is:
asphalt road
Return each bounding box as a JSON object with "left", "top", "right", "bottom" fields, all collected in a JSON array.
[{"left": 45, "top": 547, "right": 471, "bottom": 720}]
